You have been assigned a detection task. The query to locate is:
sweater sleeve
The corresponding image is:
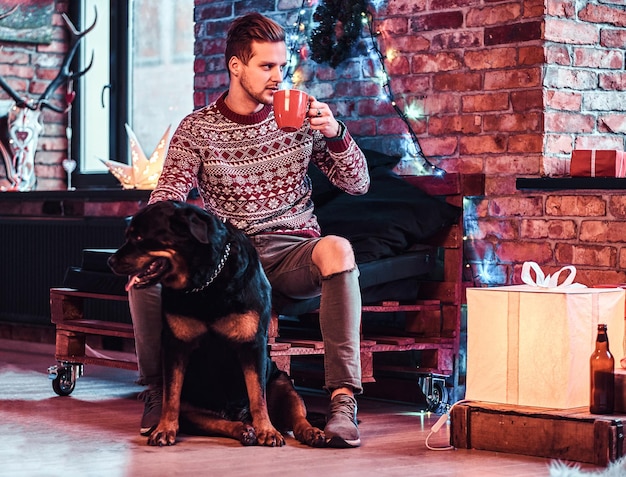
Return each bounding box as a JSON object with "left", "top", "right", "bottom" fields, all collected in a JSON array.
[
  {"left": 312, "top": 122, "right": 370, "bottom": 196},
  {"left": 148, "top": 115, "right": 202, "bottom": 205}
]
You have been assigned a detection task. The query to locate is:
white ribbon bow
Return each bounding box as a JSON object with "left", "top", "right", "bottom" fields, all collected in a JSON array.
[{"left": 520, "top": 261, "right": 586, "bottom": 288}]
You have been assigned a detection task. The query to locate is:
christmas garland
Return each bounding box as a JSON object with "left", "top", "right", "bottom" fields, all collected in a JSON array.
[{"left": 309, "top": 0, "right": 368, "bottom": 67}]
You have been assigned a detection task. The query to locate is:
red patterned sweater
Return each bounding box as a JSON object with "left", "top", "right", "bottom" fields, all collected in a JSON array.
[{"left": 150, "top": 92, "right": 370, "bottom": 237}]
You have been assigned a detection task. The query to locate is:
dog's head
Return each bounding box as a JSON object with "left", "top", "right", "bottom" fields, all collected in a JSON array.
[{"left": 108, "top": 200, "right": 229, "bottom": 291}]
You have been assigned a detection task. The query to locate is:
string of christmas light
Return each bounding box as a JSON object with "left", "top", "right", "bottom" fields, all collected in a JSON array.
[
  {"left": 362, "top": 9, "right": 444, "bottom": 175},
  {"left": 285, "top": 0, "right": 445, "bottom": 176},
  {"left": 284, "top": 0, "right": 312, "bottom": 86}
]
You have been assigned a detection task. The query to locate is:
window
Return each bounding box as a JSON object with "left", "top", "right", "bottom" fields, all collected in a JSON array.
[{"left": 73, "top": 0, "right": 194, "bottom": 188}]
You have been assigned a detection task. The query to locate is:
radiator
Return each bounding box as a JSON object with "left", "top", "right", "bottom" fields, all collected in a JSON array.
[{"left": 0, "top": 217, "right": 129, "bottom": 326}]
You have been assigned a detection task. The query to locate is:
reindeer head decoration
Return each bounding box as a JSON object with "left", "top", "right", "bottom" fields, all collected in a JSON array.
[{"left": 0, "top": 8, "right": 96, "bottom": 191}]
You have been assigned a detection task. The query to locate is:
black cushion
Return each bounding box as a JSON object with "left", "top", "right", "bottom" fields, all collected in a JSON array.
[
  {"left": 62, "top": 249, "right": 125, "bottom": 295},
  {"left": 308, "top": 148, "right": 402, "bottom": 207},
  {"left": 63, "top": 266, "right": 126, "bottom": 296},
  {"left": 314, "top": 166, "right": 461, "bottom": 263},
  {"left": 80, "top": 248, "right": 118, "bottom": 272}
]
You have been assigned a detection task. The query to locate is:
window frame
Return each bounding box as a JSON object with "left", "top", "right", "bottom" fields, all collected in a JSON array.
[{"left": 69, "top": 0, "right": 131, "bottom": 189}]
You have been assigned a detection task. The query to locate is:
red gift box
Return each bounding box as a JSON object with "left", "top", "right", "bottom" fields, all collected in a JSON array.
[{"left": 570, "top": 149, "right": 626, "bottom": 177}]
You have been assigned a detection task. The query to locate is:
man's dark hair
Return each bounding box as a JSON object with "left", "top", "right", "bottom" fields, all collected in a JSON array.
[{"left": 225, "top": 12, "right": 285, "bottom": 69}]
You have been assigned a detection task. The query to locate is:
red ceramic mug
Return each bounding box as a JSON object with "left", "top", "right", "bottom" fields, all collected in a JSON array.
[{"left": 273, "top": 89, "right": 309, "bottom": 132}]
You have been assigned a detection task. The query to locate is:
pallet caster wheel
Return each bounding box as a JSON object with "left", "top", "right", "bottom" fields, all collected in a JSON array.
[
  {"left": 427, "top": 380, "right": 449, "bottom": 413},
  {"left": 48, "top": 363, "right": 83, "bottom": 396},
  {"left": 418, "top": 373, "right": 449, "bottom": 413}
]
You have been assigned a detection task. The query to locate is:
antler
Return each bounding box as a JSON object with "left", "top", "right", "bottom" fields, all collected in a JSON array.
[
  {"left": 0, "top": 8, "right": 97, "bottom": 112},
  {"left": 38, "top": 9, "right": 98, "bottom": 113}
]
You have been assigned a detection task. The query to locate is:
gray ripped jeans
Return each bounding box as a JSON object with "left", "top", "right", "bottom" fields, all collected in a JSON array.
[{"left": 128, "top": 233, "right": 363, "bottom": 394}]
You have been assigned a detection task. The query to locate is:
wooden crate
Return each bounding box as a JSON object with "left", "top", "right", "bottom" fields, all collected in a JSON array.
[{"left": 450, "top": 401, "right": 626, "bottom": 466}]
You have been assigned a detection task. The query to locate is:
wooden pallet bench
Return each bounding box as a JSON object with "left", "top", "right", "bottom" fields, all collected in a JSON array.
[{"left": 50, "top": 287, "right": 453, "bottom": 384}]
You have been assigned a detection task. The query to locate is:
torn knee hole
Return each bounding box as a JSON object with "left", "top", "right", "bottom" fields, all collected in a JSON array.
[{"left": 321, "top": 266, "right": 358, "bottom": 281}]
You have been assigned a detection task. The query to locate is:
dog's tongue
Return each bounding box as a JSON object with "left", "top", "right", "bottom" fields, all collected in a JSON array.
[{"left": 126, "top": 275, "right": 141, "bottom": 292}]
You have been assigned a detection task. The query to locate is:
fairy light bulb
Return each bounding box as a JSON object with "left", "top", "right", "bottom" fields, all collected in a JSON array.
[
  {"left": 386, "top": 48, "right": 398, "bottom": 61},
  {"left": 405, "top": 101, "right": 424, "bottom": 120}
]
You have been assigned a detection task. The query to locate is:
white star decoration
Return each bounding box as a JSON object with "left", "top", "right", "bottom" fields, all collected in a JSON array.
[{"left": 100, "top": 123, "right": 170, "bottom": 189}]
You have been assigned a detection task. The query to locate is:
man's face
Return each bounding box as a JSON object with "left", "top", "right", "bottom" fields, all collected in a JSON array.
[{"left": 238, "top": 40, "right": 287, "bottom": 106}]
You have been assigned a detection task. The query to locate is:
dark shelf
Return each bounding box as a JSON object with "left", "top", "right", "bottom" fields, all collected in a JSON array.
[
  {"left": 0, "top": 188, "right": 151, "bottom": 201},
  {"left": 516, "top": 177, "right": 626, "bottom": 190}
]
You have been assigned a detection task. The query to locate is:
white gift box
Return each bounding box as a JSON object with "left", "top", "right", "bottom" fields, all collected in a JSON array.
[{"left": 466, "top": 271, "right": 625, "bottom": 409}]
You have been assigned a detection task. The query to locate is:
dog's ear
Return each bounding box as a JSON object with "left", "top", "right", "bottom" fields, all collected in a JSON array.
[{"left": 187, "top": 212, "right": 210, "bottom": 244}]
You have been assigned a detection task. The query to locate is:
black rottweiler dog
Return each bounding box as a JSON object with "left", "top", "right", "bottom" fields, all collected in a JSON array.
[{"left": 108, "top": 200, "right": 324, "bottom": 447}]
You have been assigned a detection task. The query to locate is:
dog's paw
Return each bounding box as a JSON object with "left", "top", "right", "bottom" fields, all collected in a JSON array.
[
  {"left": 295, "top": 426, "right": 325, "bottom": 448},
  {"left": 239, "top": 424, "right": 258, "bottom": 446},
  {"left": 256, "top": 427, "right": 285, "bottom": 447},
  {"left": 147, "top": 426, "right": 178, "bottom": 446}
]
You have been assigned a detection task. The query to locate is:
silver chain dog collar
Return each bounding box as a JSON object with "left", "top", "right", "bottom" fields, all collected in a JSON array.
[{"left": 186, "top": 242, "right": 232, "bottom": 294}]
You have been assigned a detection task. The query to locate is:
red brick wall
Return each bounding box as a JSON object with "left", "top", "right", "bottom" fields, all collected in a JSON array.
[
  {"left": 0, "top": 0, "right": 71, "bottom": 190},
  {"left": 544, "top": 0, "right": 626, "bottom": 176},
  {"left": 496, "top": 0, "right": 626, "bottom": 285}
]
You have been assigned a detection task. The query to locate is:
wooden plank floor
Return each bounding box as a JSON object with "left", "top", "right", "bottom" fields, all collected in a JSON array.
[{"left": 0, "top": 338, "right": 604, "bottom": 477}]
